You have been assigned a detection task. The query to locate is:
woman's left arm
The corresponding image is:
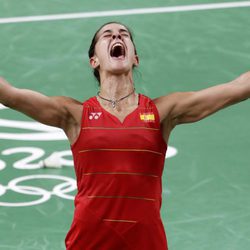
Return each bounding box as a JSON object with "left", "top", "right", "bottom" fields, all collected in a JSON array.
[{"left": 155, "top": 71, "right": 250, "bottom": 127}]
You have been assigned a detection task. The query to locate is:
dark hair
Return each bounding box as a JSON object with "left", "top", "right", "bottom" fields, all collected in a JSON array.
[{"left": 88, "top": 21, "right": 138, "bottom": 84}]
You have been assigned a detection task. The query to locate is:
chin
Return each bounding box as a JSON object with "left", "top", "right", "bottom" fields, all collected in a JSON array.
[{"left": 110, "top": 66, "right": 131, "bottom": 75}]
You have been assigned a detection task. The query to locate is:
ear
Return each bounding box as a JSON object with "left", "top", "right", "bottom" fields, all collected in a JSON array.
[
  {"left": 133, "top": 55, "right": 139, "bottom": 67},
  {"left": 90, "top": 56, "right": 100, "bottom": 69}
]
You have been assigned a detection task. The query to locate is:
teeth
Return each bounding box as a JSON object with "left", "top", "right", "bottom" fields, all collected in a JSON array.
[
  {"left": 113, "top": 43, "right": 122, "bottom": 48},
  {"left": 113, "top": 42, "right": 123, "bottom": 47}
]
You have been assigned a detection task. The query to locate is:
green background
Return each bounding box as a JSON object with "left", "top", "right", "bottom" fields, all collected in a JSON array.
[{"left": 0, "top": 1, "right": 250, "bottom": 249}]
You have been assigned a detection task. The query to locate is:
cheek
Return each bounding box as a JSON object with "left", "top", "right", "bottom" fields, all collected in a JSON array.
[
  {"left": 127, "top": 47, "right": 137, "bottom": 60},
  {"left": 95, "top": 41, "right": 109, "bottom": 57},
  {"left": 127, "top": 41, "right": 136, "bottom": 56}
]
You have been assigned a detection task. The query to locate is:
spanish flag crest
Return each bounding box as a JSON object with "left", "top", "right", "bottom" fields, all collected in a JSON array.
[{"left": 140, "top": 113, "right": 155, "bottom": 122}]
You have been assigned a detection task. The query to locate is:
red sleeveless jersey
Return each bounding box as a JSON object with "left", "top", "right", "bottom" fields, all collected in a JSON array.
[{"left": 65, "top": 94, "right": 168, "bottom": 250}]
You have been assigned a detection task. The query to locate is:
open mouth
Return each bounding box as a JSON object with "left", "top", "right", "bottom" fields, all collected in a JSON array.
[{"left": 110, "top": 43, "right": 126, "bottom": 59}]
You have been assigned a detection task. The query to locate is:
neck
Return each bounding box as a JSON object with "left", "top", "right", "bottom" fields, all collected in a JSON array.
[
  {"left": 97, "top": 73, "right": 138, "bottom": 110},
  {"left": 99, "top": 73, "right": 135, "bottom": 100}
]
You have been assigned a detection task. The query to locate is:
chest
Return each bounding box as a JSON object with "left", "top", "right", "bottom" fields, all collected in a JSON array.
[{"left": 76, "top": 105, "right": 165, "bottom": 154}]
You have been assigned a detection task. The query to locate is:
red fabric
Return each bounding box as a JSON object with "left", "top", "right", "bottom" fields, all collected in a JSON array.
[{"left": 65, "top": 94, "right": 168, "bottom": 250}]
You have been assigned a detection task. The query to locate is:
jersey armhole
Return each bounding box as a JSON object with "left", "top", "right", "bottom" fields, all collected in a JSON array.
[
  {"left": 151, "top": 99, "right": 168, "bottom": 148},
  {"left": 70, "top": 103, "right": 84, "bottom": 150},
  {"left": 150, "top": 99, "right": 161, "bottom": 127}
]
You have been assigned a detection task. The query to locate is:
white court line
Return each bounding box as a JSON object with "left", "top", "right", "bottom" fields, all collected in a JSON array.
[{"left": 0, "top": 1, "right": 250, "bottom": 24}]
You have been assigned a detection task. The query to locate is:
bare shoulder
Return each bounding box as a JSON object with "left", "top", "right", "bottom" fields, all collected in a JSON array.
[
  {"left": 153, "top": 93, "right": 176, "bottom": 122},
  {"left": 153, "top": 93, "right": 180, "bottom": 142},
  {"left": 54, "top": 96, "right": 83, "bottom": 144},
  {"left": 153, "top": 92, "right": 193, "bottom": 142},
  {"left": 153, "top": 92, "right": 193, "bottom": 122},
  {"left": 54, "top": 96, "right": 82, "bottom": 123}
]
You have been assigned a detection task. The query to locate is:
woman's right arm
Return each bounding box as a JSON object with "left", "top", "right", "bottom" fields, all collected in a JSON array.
[{"left": 0, "top": 77, "right": 80, "bottom": 130}]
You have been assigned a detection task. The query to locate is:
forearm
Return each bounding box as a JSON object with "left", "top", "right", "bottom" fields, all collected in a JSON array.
[
  {"left": 0, "top": 77, "right": 66, "bottom": 127},
  {"left": 0, "top": 78, "right": 35, "bottom": 110}
]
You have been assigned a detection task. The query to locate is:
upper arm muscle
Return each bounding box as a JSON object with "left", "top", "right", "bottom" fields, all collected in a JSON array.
[
  {"left": 157, "top": 81, "right": 247, "bottom": 126},
  {"left": 8, "top": 87, "right": 76, "bottom": 128}
]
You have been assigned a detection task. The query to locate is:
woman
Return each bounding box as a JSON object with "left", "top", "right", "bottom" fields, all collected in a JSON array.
[{"left": 0, "top": 22, "right": 249, "bottom": 249}]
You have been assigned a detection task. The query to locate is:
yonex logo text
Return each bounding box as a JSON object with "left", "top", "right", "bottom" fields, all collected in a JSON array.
[{"left": 89, "top": 112, "right": 102, "bottom": 120}]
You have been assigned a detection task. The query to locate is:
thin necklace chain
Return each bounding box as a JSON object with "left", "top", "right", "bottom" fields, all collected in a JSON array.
[{"left": 97, "top": 88, "right": 135, "bottom": 108}]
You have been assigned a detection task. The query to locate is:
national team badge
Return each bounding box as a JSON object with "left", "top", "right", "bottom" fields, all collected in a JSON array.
[{"left": 139, "top": 113, "right": 155, "bottom": 122}]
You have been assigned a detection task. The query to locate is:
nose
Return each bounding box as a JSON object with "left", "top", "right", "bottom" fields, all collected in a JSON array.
[{"left": 112, "top": 34, "right": 122, "bottom": 40}]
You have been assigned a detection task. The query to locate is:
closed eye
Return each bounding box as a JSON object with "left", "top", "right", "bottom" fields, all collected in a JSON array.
[
  {"left": 121, "top": 33, "right": 129, "bottom": 38},
  {"left": 103, "top": 34, "right": 112, "bottom": 38}
]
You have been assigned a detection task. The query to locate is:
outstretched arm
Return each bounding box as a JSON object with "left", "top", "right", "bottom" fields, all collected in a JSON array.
[
  {"left": 0, "top": 77, "right": 81, "bottom": 130},
  {"left": 155, "top": 71, "right": 250, "bottom": 139}
]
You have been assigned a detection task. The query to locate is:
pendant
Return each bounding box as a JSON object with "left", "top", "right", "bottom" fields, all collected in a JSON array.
[{"left": 111, "top": 101, "right": 116, "bottom": 108}]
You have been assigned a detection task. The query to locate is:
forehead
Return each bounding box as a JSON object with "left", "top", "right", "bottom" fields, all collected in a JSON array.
[{"left": 96, "top": 23, "right": 129, "bottom": 38}]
